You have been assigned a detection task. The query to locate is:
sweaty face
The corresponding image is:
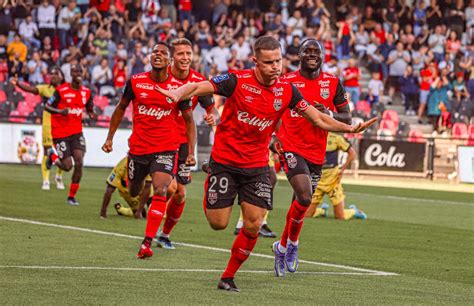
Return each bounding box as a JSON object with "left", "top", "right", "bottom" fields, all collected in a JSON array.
[
  {"left": 299, "top": 42, "right": 323, "bottom": 71},
  {"left": 150, "top": 44, "right": 170, "bottom": 70},
  {"left": 50, "top": 69, "right": 63, "bottom": 86},
  {"left": 172, "top": 44, "right": 193, "bottom": 71},
  {"left": 255, "top": 49, "right": 282, "bottom": 82},
  {"left": 71, "top": 66, "right": 83, "bottom": 84}
]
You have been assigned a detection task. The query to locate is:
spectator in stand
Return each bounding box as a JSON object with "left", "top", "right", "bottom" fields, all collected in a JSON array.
[
  {"left": 205, "top": 38, "right": 231, "bottom": 74},
  {"left": 343, "top": 58, "right": 361, "bottom": 105},
  {"left": 91, "top": 57, "right": 112, "bottom": 91},
  {"left": 57, "top": 1, "right": 81, "bottom": 50},
  {"left": 322, "top": 55, "right": 340, "bottom": 77},
  {"left": 354, "top": 24, "right": 369, "bottom": 59},
  {"left": 412, "top": 45, "right": 434, "bottom": 76},
  {"left": 18, "top": 15, "right": 40, "bottom": 50},
  {"left": 113, "top": 59, "right": 127, "bottom": 91},
  {"left": 428, "top": 25, "right": 446, "bottom": 62},
  {"left": 413, "top": 1, "right": 427, "bottom": 37},
  {"left": 427, "top": 0, "right": 443, "bottom": 29},
  {"left": 231, "top": 35, "right": 251, "bottom": 67},
  {"left": 161, "top": 0, "right": 177, "bottom": 24},
  {"left": 129, "top": 41, "right": 148, "bottom": 75},
  {"left": 367, "top": 71, "right": 384, "bottom": 106},
  {"left": 0, "top": 56, "right": 7, "bottom": 82},
  {"left": 7, "top": 33, "right": 27, "bottom": 62},
  {"left": 387, "top": 41, "right": 411, "bottom": 100},
  {"left": 27, "top": 51, "right": 48, "bottom": 85},
  {"left": 0, "top": 1, "right": 14, "bottom": 36},
  {"left": 285, "top": 35, "right": 300, "bottom": 72},
  {"left": 400, "top": 65, "right": 419, "bottom": 116},
  {"left": 337, "top": 16, "right": 355, "bottom": 60},
  {"left": 459, "top": 47, "right": 474, "bottom": 97},
  {"left": 452, "top": 71, "right": 470, "bottom": 107},
  {"left": 178, "top": 0, "right": 192, "bottom": 23},
  {"left": 8, "top": 52, "right": 27, "bottom": 80},
  {"left": 418, "top": 62, "right": 436, "bottom": 122},
  {"left": 0, "top": 34, "right": 7, "bottom": 60},
  {"left": 125, "top": 0, "right": 142, "bottom": 28},
  {"left": 287, "top": 9, "right": 305, "bottom": 38},
  {"left": 446, "top": 30, "right": 462, "bottom": 61},
  {"left": 377, "top": 33, "right": 396, "bottom": 81},
  {"left": 427, "top": 72, "right": 451, "bottom": 133}
]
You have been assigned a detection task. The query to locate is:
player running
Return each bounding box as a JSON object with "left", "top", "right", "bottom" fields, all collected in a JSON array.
[
  {"left": 272, "top": 39, "right": 353, "bottom": 277},
  {"left": 156, "top": 36, "right": 376, "bottom": 292},
  {"left": 99, "top": 157, "right": 152, "bottom": 219},
  {"left": 156, "top": 38, "right": 216, "bottom": 250},
  {"left": 10, "top": 67, "right": 65, "bottom": 190},
  {"left": 307, "top": 132, "right": 367, "bottom": 220},
  {"left": 101, "top": 42, "right": 197, "bottom": 259},
  {"left": 45, "top": 65, "right": 96, "bottom": 205}
]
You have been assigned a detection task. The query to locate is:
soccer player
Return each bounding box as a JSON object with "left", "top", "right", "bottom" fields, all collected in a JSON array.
[
  {"left": 101, "top": 42, "right": 197, "bottom": 259},
  {"left": 45, "top": 65, "right": 96, "bottom": 205},
  {"left": 306, "top": 132, "right": 367, "bottom": 220},
  {"left": 99, "top": 157, "right": 152, "bottom": 219},
  {"left": 272, "top": 39, "right": 353, "bottom": 277},
  {"left": 157, "top": 38, "right": 216, "bottom": 250},
  {"left": 156, "top": 36, "right": 376, "bottom": 292},
  {"left": 10, "top": 67, "right": 65, "bottom": 190}
]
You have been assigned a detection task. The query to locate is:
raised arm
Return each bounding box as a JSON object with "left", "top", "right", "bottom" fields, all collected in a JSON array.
[
  {"left": 10, "top": 76, "right": 39, "bottom": 95},
  {"left": 156, "top": 80, "right": 215, "bottom": 102}
]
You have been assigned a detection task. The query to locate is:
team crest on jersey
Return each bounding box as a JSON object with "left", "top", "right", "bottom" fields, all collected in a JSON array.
[
  {"left": 273, "top": 99, "right": 282, "bottom": 111},
  {"left": 320, "top": 88, "right": 330, "bottom": 99},
  {"left": 212, "top": 74, "right": 229, "bottom": 83},
  {"left": 285, "top": 153, "right": 297, "bottom": 169},
  {"left": 272, "top": 87, "right": 283, "bottom": 97},
  {"left": 208, "top": 191, "right": 218, "bottom": 205}
]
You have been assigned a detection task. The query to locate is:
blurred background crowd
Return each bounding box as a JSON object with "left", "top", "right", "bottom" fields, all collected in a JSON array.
[{"left": 0, "top": 0, "right": 473, "bottom": 140}]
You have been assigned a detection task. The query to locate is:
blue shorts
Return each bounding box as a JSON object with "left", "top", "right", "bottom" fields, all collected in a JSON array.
[{"left": 419, "top": 90, "right": 430, "bottom": 104}]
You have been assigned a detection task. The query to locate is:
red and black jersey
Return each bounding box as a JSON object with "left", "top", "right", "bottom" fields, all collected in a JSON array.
[
  {"left": 47, "top": 83, "right": 93, "bottom": 139},
  {"left": 123, "top": 71, "right": 192, "bottom": 155},
  {"left": 168, "top": 67, "right": 214, "bottom": 144},
  {"left": 278, "top": 71, "right": 348, "bottom": 165},
  {"left": 209, "top": 69, "right": 309, "bottom": 168}
]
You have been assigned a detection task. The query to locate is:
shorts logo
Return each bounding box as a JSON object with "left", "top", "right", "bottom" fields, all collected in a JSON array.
[
  {"left": 272, "top": 87, "right": 283, "bottom": 97},
  {"left": 241, "top": 84, "right": 262, "bottom": 94},
  {"left": 320, "top": 88, "right": 330, "bottom": 99},
  {"left": 155, "top": 154, "right": 174, "bottom": 171},
  {"left": 255, "top": 182, "right": 272, "bottom": 199},
  {"left": 178, "top": 164, "right": 191, "bottom": 178},
  {"left": 273, "top": 99, "right": 282, "bottom": 111},
  {"left": 212, "top": 74, "right": 229, "bottom": 83},
  {"left": 56, "top": 141, "right": 66, "bottom": 159},
  {"left": 310, "top": 172, "right": 321, "bottom": 190},
  {"left": 79, "top": 136, "right": 85, "bottom": 146},
  {"left": 208, "top": 191, "right": 218, "bottom": 205},
  {"left": 285, "top": 152, "right": 297, "bottom": 169},
  {"left": 128, "top": 159, "right": 135, "bottom": 180}
]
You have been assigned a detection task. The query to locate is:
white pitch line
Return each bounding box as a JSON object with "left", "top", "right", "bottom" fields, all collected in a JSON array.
[
  {"left": 0, "top": 216, "right": 398, "bottom": 276},
  {"left": 0, "top": 265, "right": 388, "bottom": 276},
  {"left": 346, "top": 192, "right": 473, "bottom": 207}
]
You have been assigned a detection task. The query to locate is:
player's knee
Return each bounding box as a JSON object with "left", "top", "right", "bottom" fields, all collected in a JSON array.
[
  {"left": 243, "top": 216, "right": 263, "bottom": 234},
  {"left": 295, "top": 194, "right": 312, "bottom": 206},
  {"left": 62, "top": 161, "right": 73, "bottom": 171},
  {"left": 173, "top": 190, "right": 186, "bottom": 204},
  {"left": 208, "top": 219, "right": 228, "bottom": 231},
  {"left": 153, "top": 187, "right": 167, "bottom": 197}
]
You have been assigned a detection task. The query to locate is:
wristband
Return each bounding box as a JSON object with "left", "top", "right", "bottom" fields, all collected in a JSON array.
[{"left": 328, "top": 110, "right": 334, "bottom": 118}]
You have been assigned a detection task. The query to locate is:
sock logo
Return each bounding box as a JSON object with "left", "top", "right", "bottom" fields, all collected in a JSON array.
[
  {"left": 290, "top": 217, "right": 303, "bottom": 224},
  {"left": 150, "top": 209, "right": 163, "bottom": 216},
  {"left": 238, "top": 248, "right": 251, "bottom": 256}
]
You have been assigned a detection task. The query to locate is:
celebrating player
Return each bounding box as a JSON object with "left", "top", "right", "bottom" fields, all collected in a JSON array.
[
  {"left": 156, "top": 38, "right": 216, "bottom": 250},
  {"left": 11, "top": 67, "right": 65, "bottom": 191},
  {"left": 99, "top": 157, "right": 152, "bottom": 219},
  {"left": 272, "top": 39, "right": 352, "bottom": 277},
  {"left": 101, "top": 42, "right": 197, "bottom": 259},
  {"left": 45, "top": 64, "right": 96, "bottom": 205},
  {"left": 156, "top": 36, "right": 376, "bottom": 292},
  {"left": 307, "top": 132, "right": 367, "bottom": 220}
]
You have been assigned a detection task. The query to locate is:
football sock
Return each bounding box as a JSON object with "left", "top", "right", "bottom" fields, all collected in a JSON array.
[
  {"left": 287, "top": 199, "right": 308, "bottom": 243},
  {"left": 162, "top": 198, "right": 185, "bottom": 235},
  {"left": 279, "top": 206, "right": 292, "bottom": 248},
  {"left": 145, "top": 195, "right": 167, "bottom": 238},
  {"left": 236, "top": 211, "right": 243, "bottom": 229},
  {"left": 344, "top": 208, "right": 356, "bottom": 220},
  {"left": 41, "top": 156, "right": 50, "bottom": 182},
  {"left": 56, "top": 169, "right": 63, "bottom": 178},
  {"left": 313, "top": 208, "right": 326, "bottom": 218},
  {"left": 68, "top": 183, "right": 79, "bottom": 198},
  {"left": 262, "top": 211, "right": 269, "bottom": 225},
  {"left": 222, "top": 228, "right": 258, "bottom": 279}
]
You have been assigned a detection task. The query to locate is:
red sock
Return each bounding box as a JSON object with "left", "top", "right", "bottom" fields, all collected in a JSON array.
[
  {"left": 69, "top": 183, "right": 79, "bottom": 198},
  {"left": 287, "top": 199, "right": 309, "bottom": 243},
  {"left": 162, "top": 198, "right": 185, "bottom": 235},
  {"left": 51, "top": 153, "right": 58, "bottom": 164},
  {"left": 221, "top": 228, "right": 258, "bottom": 279},
  {"left": 144, "top": 195, "right": 167, "bottom": 238},
  {"left": 279, "top": 207, "right": 292, "bottom": 248}
]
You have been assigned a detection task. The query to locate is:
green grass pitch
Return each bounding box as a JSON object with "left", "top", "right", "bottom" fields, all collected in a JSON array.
[{"left": 0, "top": 164, "right": 473, "bottom": 304}]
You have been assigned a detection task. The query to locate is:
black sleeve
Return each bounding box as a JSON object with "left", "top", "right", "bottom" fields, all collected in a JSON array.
[
  {"left": 178, "top": 99, "right": 193, "bottom": 112},
  {"left": 209, "top": 73, "right": 237, "bottom": 98},
  {"left": 334, "top": 81, "right": 349, "bottom": 107},
  {"left": 288, "top": 84, "right": 305, "bottom": 110},
  {"left": 197, "top": 95, "right": 214, "bottom": 110},
  {"left": 46, "top": 91, "right": 61, "bottom": 108},
  {"left": 123, "top": 79, "right": 135, "bottom": 100},
  {"left": 86, "top": 92, "right": 95, "bottom": 112}
]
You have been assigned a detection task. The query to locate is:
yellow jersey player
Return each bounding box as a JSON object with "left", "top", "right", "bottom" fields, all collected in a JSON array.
[
  {"left": 11, "top": 67, "right": 65, "bottom": 190},
  {"left": 306, "top": 132, "right": 367, "bottom": 220},
  {"left": 100, "top": 157, "right": 153, "bottom": 219}
]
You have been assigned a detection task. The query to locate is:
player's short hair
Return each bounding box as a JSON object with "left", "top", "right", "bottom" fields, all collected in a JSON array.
[
  {"left": 170, "top": 38, "right": 193, "bottom": 55},
  {"left": 252, "top": 36, "right": 281, "bottom": 57},
  {"left": 153, "top": 42, "right": 171, "bottom": 55}
]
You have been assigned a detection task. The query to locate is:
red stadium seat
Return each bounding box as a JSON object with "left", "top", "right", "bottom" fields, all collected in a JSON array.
[
  {"left": 355, "top": 100, "right": 371, "bottom": 116},
  {"left": 0, "top": 90, "right": 6, "bottom": 102},
  {"left": 382, "top": 110, "right": 399, "bottom": 126},
  {"left": 452, "top": 123, "right": 468, "bottom": 140},
  {"left": 16, "top": 101, "right": 34, "bottom": 113},
  {"left": 24, "top": 93, "right": 41, "bottom": 105},
  {"left": 468, "top": 124, "right": 474, "bottom": 146},
  {"left": 408, "top": 130, "right": 425, "bottom": 143},
  {"left": 8, "top": 110, "right": 27, "bottom": 123},
  {"left": 93, "top": 96, "right": 110, "bottom": 109},
  {"left": 96, "top": 114, "right": 111, "bottom": 127},
  {"left": 379, "top": 119, "right": 398, "bottom": 135}
]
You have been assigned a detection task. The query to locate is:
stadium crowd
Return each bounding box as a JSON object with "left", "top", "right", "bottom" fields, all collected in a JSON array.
[{"left": 0, "top": 0, "right": 473, "bottom": 136}]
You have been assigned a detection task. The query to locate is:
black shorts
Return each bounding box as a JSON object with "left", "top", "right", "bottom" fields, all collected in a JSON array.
[
  {"left": 204, "top": 158, "right": 273, "bottom": 210},
  {"left": 53, "top": 133, "right": 86, "bottom": 160},
  {"left": 127, "top": 151, "right": 177, "bottom": 185},
  {"left": 176, "top": 143, "right": 191, "bottom": 185},
  {"left": 280, "top": 151, "right": 322, "bottom": 193}
]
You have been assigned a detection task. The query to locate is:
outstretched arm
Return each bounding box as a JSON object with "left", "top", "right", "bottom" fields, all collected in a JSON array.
[
  {"left": 156, "top": 80, "right": 215, "bottom": 102},
  {"left": 11, "top": 76, "right": 39, "bottom": 95}
]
